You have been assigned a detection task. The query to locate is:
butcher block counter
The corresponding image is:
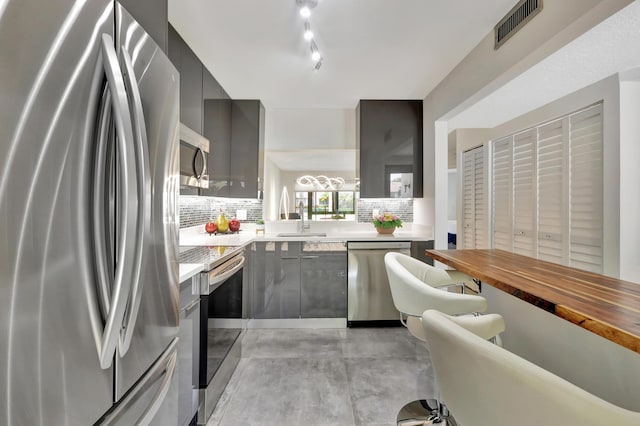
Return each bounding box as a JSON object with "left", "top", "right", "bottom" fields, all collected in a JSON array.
[{"left": 426, "top": 249, "right": 640, "bottom": 354}]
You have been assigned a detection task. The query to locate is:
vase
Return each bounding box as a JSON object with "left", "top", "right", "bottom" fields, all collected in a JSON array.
[{"left": 375, "top": 226, "right": 395, "bottom": 235}]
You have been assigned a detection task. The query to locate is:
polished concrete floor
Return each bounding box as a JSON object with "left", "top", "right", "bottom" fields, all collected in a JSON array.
[{"left": 207, "top": 327, "right": 438, "bottom": 426}]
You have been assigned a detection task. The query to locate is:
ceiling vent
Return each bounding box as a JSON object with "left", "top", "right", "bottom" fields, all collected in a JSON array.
[{"left": 494, "top": 0, "right": 543, "bottom": 49}]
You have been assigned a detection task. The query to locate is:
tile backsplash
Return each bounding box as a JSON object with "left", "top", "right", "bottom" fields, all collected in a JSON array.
[
  {"left": 356, "top": 199, "right": 413, "bottom": 223},
  {"left": 180, "top": 196, "right": 411, "bottom": 228},
  {"left": 180, "top": 196, "right": 263, "bottom": 228}
]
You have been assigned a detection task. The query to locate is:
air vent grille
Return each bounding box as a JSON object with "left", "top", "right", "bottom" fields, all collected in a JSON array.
[{"left": 494, "top": 0, "right": 542, "bottom": 49}]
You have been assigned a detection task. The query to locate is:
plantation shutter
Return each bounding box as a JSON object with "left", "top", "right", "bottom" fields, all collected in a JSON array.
[
  {"left": 569, "top": 104, "right": 603, "bottom": 273},
  {"left": 512, "top": 129, "right": 536, "bottom": 256},
  {"left": 473, "top": 147, "right": 486, "bottom": 248},
  {"left": 537, "top": 118, "right": 566, "bottom": 264},
  {"left": 462, "top": 149, "right": 475, "bottom": 248},
  {"left": 492, "top": 137, "right": 513, "bottom": 251},
  {"left": 461, "top": 146, "right": 485, "bottom": 248}
]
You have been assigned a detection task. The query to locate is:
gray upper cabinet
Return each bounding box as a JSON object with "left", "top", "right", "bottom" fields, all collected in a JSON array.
[
  {"left": 357, "top": 100, "right": 423, "bottom": 198},
  {"left": 202, "top": 99, "right": 264, "bottom": 199},
  {"left": 168, "top": 24, "right": 203, "bottom": 133},
  {"left": 203, "top": 99, "right": 232, "bottom": 197},
  {"left": 167, "top": 24, "right": 181, "bottom": 71},
  {"left": 120, "top": 0, "right": 167, "bottom": 53},
  {"left": 229, "top": 100, "right": 265, "bottom": 199},
  {"left": 180, "top": 41, "right": 203, "bottom": 134}
]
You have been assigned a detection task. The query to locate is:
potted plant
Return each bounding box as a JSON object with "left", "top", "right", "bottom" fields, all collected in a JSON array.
[
  {"left": 255, "top": 219, "right": 265, "bottom": 234},
  {"left": 372, "top": 212, "right": 403, "bottom": 234}
]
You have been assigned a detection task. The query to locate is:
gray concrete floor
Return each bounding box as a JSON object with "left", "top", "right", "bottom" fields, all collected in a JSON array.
[{"left": 207, "top": 327, "right": 438, "bottom": 426}]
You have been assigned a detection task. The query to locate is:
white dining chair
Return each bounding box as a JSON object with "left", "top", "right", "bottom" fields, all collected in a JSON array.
[
  {"left": 421, "top": 309, "right": 640, "bottom": 426},
  {"left": 384, "top": 252, "right": 503, "bottom": 425}
]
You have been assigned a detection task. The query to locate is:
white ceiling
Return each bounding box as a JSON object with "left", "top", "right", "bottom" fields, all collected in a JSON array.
[
  {"left": 168, "top": 0, "right": 517, "bottom": 109},
  {"left": 449, "top": 1, "right": 640, "bottom": 130}
]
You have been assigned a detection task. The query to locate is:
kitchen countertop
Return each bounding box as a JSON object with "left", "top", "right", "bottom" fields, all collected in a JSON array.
[
  {"left": 180, "top": 229, "right": 432, "bottom": 247},
  {"left": 179, "top": 263, "right": 203, "bottom": 282},
  {"left": 178, "top": 224, "right": 433, "bottom": 272}
]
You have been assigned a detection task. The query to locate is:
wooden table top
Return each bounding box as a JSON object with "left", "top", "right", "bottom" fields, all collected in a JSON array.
[{"left": 425, "top": 249, "right": 640, "bottom": 354}]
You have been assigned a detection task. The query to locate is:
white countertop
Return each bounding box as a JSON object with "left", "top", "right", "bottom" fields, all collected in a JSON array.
[
  {"left": 180, "top": 223, "right": 433, "bottom": 247},
  {"left": 179, "top": 263, "right": 203, "bottom": 282}
]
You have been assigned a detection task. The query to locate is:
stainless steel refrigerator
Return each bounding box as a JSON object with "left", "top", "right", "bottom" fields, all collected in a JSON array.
[{"left": 0, "top": 1, "right": 180, "bottom": 424}]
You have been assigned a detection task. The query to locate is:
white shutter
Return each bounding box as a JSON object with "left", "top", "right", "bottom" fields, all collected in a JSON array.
[
  {"left": 462, "top": 149, "right": 476, "bottom": 248},
  {"left": 492, "top": 137, "right": 513, "bottom": 251},
  {"left": 512, "top": 129, "right": 536, "bottom": 256},
  {"left": 473, "top": 147, "right": 486, "bottom": 248},
  {"left": 569, "top": 104, "right": 603, "bottom": 273},
  {"left": 537, "top": 118, "right": 566, "bottom": 264}
]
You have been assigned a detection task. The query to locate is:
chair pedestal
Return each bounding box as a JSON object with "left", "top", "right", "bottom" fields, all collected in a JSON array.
[{"left": 397, "top": 399, "right": 457, "bottom": 426}]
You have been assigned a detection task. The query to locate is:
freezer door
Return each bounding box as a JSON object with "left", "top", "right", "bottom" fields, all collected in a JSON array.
[
  {"left": 113, "top": 2, "right": 180, "bottom": 403},
  {"left": 98, "top": 339, "right": 179, "bottom": 426},
  {"left": 0, "top": 0, "right": 115, "bottom": 424}
]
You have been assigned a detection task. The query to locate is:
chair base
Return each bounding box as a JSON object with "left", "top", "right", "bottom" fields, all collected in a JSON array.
[{"left": 397, "top": 399, "right": 457, "bottom": 426}]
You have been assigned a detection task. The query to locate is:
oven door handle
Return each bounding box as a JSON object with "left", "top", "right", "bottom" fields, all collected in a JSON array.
[{"left": 207, "top": 256, "right": 245, "bottom": 290}]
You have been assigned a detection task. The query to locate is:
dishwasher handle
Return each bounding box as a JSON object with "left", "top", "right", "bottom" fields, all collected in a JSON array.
[{"left": 347, "top": 241, "right": 412, "bottom": 250}]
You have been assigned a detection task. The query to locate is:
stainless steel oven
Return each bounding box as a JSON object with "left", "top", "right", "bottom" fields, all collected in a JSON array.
[
  {"left": 197, "top": 248, "right": 245, "bottom": 425},
  {"left": 179, "top": 123, "right": 209, "bottom": 189}
]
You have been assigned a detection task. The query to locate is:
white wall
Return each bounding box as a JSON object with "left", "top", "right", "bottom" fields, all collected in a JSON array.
[
  {"left": 618, "top": 70, "right": 640, "bottom": 282},
  {"left": 416, "top": 0, "right": 632, "bottom": 249}
]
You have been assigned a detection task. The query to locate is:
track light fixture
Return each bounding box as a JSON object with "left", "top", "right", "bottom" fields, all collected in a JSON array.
[{"left": 296, "top": 0, "right": 323, "bottom": 70}]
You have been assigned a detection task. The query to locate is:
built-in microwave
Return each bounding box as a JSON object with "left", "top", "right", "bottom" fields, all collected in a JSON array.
[{"left": 179, "top": 123, "right": 209, "bottom": 189}]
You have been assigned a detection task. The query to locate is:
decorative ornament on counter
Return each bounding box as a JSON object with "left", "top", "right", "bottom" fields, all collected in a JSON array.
[
  {"left": 256, "top": 219, "right": 265, "bottom": 234},
  {"left": 372, "top": 212, "right": 403, "bottom": 235},
  {"left": 215, "top": 209, "right": 229, "bottom": 233},
  {"left": 205, "top": 222, "right": 217, "bottom": 235},
  {"left": 229, "top": 217, "right": 241, "bottom": 232}
]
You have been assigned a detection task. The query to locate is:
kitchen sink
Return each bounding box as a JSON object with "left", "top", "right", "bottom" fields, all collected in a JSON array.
[{"left": 276, "top": 232, "right": 327, "bottom": 237}]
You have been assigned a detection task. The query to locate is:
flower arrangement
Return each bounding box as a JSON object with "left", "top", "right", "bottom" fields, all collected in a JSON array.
[{"left": 372, "top": 212, "right": 403, "bottom": 229}]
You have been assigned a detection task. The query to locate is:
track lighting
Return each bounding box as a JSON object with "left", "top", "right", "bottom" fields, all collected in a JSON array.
[
  {"left": 303, "top": 21, "right": 314, "bottom": 40},
  {"left": 299, "top": 6, "right": 311, "bottom": 18},
  {"left": 296, "top": 0, "right": 323, "bottom": 70}
]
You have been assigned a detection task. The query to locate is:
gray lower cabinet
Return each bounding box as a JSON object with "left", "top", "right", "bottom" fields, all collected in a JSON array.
[
  {"left": 252, "top": 242, "right": 301, "bottom": 319},
  {"left": 251, "top": 241, "right": 347, "bottom": 319},
  {"left": 300, "top": 252, "right": 347, "bottom": 318}
]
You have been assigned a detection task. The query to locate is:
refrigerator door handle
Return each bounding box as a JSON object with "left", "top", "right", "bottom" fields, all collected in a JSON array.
[
  {"left": 93, "top": 86, "right": 114, "bottom": 317},
  {"left": 117, "top": 48, "right": 151, "bottom": 355},
  {"left": 137, "top": 341, "right": 178, "bottom": 426},
  {"left": 92, "top": 33, "right": 139, "bottom": 369}
]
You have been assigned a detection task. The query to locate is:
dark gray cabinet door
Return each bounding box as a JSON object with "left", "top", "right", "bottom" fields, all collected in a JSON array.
[
  {"left": 167, "top": 24, "right": 181, "bottom": 71},
  {"left": 119, "top": 0, "right": 167, "bottom": 53},
  {"left": 357, "top": 100, "right": 423, "bottom": 198},
  {"left": 180, "top": 38, "right": 203, "bottom": 133},
  {"left": 230, "top": 100, "right": 264, "bottom": 198},
  {"left": 300, "top": 253, "right": 348, "bottom": 318},
  {"left": 203, "top": 99, "right": 231, "bottom": 197},
  {"left": 252, "top": 242, "right": 301, "bottom": 319}
]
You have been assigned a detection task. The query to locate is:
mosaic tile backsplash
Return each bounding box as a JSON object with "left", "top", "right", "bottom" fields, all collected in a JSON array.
[
  {"left": 356, "top": 199, "right": 413, "bottom": 224},
  {"left": 180, "top": 196, "right": 412, "bottom": 228},
  {"left": 180, "top": 196, "right": 263, "bottom": 228}
]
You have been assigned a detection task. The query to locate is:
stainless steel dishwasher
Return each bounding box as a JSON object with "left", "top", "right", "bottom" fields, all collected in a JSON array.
[{"left": 347, "top": 241, "right": 412, "bottom": 326}]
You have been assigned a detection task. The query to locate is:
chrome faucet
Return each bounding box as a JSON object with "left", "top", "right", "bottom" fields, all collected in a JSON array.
[{"left": 297, "top": 201, "right": 307, "bottom": 233}]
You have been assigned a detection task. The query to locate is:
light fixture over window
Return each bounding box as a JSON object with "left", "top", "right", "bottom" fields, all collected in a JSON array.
[{"left": 296, "top": 0, "right": 323, "bottom": 70}]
